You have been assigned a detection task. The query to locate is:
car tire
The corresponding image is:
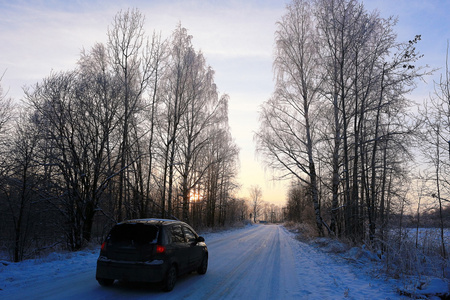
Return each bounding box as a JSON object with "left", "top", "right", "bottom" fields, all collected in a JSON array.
[
  {"left": 97, "top": 278, "right": 114, "bottom": 286},
  {"left": 197, "top": 255, "right": 208, "bottom": 275},
  {"left": 162, "top": 265, "right": 177, "bottom": 292}
]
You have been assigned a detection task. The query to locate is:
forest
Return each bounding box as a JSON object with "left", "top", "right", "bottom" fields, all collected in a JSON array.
[
  {"left": 255, "top": 0, "right": 449, "bottom": 264},
  {"left": 0, "top": 9, "right": 259, "bottom": 262},
  {"left": 0, "top": 0, "right": 449, "bottom": 273}
]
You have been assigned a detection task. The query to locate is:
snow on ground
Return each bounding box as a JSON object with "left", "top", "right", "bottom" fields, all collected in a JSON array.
[{"left": 0, "top": 224, "right": 446, "bottom": 299}]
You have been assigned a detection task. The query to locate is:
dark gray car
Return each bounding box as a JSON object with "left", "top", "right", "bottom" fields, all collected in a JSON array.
[{"left": 96, "top": 218, "right": 208, "bottom": 291}]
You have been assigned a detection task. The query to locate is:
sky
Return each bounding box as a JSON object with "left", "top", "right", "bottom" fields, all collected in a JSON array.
[{"left": 1, "top": 0, "right": 449, "bottom": 206}]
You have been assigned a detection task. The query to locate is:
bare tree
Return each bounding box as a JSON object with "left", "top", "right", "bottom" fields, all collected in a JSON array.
[
  {"left": 419, "top": 42, "right": 450, "bottom": 259},
  {"left": 5, "top": 112, "right": 42, "bottom": 262},
  {"left": 210, "top": 123, "right": 240, "bottom": 227},
  {"left": 249, "top": 185, "right": 263, "bottom": 223},
  {"left": 140, "top": 32, "right": 167, "bottom": 218},
  {"left": 2, "top": 10, "right": 243, "bottom": 257},
  {"left": 315, "top": 0, "right": 427, "bottom": 242},
  {"left": 178, "top": 50, "right": 224, "bottom": 222},
  {"left": 258, "top": 0, "right": 427, "bottom": 243},
  {"left": 0, "top": 78, "right": 34, "bottom": 262},
  {"left": 202, "top": 101, "right": 240, "bottom": 227},
  {"left": 107, "top": 8, "right": 156, "bottom": 221},
  {"left": 255, "top": 0, "right": 326, "bottom": 235},
  {"left": 0, "top": 71, "right": 13, "bottom": 133},
  {"left": 285, "top": 180, "right": 315, "bottom": 224},
  {"left": 25, "top": 42, "right": 126, "bottom": 249},
  {"left": 156, "top": 24, "right": 195, "bottom": 218}
]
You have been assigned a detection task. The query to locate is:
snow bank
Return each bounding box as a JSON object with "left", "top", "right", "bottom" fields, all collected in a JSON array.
[
  {"left": 306, "top": 235, "right": 450, "bottom": 299},
  {"left": 398, "top": 277, "right": 449, "bottom": 299},
  {"left": 0, "top": 248, "right": 99, "bottom": 292}
]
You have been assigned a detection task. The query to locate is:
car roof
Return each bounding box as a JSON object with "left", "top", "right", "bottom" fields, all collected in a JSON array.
[{"left": 118, "top": 218, "right": 183, "bottom": 226}]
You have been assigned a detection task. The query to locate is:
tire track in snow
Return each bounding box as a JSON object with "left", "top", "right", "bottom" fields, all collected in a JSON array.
[
  {"left": 204, "top": 225, "right": 263, "bottom": 248},
  {"left": 201, "top": 225, "right": 276, "bottom": 299},
  {"left": 198, "top": 224, "right": 301, "bottom": 300}
]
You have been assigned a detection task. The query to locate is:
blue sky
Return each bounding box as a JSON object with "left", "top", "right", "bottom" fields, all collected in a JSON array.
[{"left": 1, "top": 0, "right": 449, "bottom": 205}]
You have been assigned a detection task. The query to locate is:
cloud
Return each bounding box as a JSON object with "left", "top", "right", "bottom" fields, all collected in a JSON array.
[
  {"left": 0, "top": 1, "right": 112, "bottom": 98},
  {"left": 3, "top": 0, "right": 444, "bottom": 205}
]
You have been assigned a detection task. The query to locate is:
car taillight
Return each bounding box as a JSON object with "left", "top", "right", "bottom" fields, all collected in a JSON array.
[
  {"left": 156, "top": 245, "right": 166, "bottom": 254},
  {"left": 101, "top": 241, "right": 106, "bottom": 252}
]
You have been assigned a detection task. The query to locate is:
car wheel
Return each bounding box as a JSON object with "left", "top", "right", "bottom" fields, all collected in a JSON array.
[
  {"left": 97, "top": 278, "right": 114, "bottom": 286},
  {"left": 197, "top": 255, "right": 208, "bottom": 275},
  {"left": 162, "top": 265, "right": 177, "bottom": 292}
]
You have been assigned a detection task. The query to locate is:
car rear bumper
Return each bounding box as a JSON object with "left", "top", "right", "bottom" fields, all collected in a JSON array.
[{"left": 96, "top": 257, "right": 167, "bottom": 283}]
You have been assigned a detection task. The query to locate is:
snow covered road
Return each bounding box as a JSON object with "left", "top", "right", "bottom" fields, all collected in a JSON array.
[{"left": 1, "top": 224, "right": 401, "bottom": 299}]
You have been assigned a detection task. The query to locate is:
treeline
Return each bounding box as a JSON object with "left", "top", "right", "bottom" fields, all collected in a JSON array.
[
  {"left": 256, "top": 0, "right": 449, "bottom": 257},
  {"left": 399, "top": 206, "right": 450, "bottom": 229},
  {"left": 0, "top": 9, "right": 245, "bottom": 262}
]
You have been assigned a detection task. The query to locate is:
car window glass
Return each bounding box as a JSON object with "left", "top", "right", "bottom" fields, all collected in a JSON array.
[
  {"left": 171, "top": 225, "right": 185, "bottom": 243},
  {"left": 183, "top": 226, "right": 197, "bottom": 243},
  {"left": 110, "top": 223, "right": 158, "bottom": 245}
]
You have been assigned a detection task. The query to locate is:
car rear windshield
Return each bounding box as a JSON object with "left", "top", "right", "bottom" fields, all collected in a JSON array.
[{"left": 109, "top": 223, "right": 159, "bottom": 245}]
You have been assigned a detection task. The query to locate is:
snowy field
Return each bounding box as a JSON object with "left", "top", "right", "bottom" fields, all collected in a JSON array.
[
  {"left": 403, "top": 227, "right": 450, "bottom": 248},
  {"left": 0, "top": 224, "right": 448, "bottom": 299}
]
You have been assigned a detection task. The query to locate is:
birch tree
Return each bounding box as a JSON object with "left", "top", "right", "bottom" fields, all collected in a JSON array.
[
  {"left": 419, "top": 43, "right": 450, "bottom": 258},
  {"left": 25, "top": 42, "right": 125, "bottom": 249},
  {"left": 249, "top": 185, "right": 263, "bottom": 223},
  {"left": 201, "top": 97, "right": 239, "bottom": 227},
  {"left": 140, "top": 33, "right": 167, "bottom": 218},
  {"left": 178, "top": 51, "right": 220, "bottom": 222},
  {"left": 156, "top": 24, "right": 195, "bottom": 218},
  {"left": 258, "top": 0, "right": 427, "bottom": 242},
  {"left": 256, "top": 0, "right": 326, "bottom": 235},
  {"left": 0, "top": 72, "right": 12, "bottom": 133},
  {"left": 107, "top": 8, "right": 156, "bottom": 221},
  {"left": 6, "top": 113, "right": 42, "bottom": 262}
]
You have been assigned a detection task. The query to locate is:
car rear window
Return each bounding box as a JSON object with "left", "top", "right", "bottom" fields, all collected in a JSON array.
[{"left": 109, "top": 223, "right": 159, "bottom": 245}]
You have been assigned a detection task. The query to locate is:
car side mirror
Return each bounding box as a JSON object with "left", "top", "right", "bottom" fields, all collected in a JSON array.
[{"left": 197, "top": 236, "right": 205, "bottom": 242}]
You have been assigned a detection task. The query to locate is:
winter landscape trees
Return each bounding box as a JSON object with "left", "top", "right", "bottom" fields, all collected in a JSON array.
[
  {"left": 0, "top": 1, "right": 448, "bottom": 281},
  {"left": 418, "top": 41, "right": 450, "bottom": 259},
  {"left": 256, "top": 0, "right": 446, "bottom": 259},
  {"left": 0, "top": 9, "right": 249, "bottom": 258}
]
